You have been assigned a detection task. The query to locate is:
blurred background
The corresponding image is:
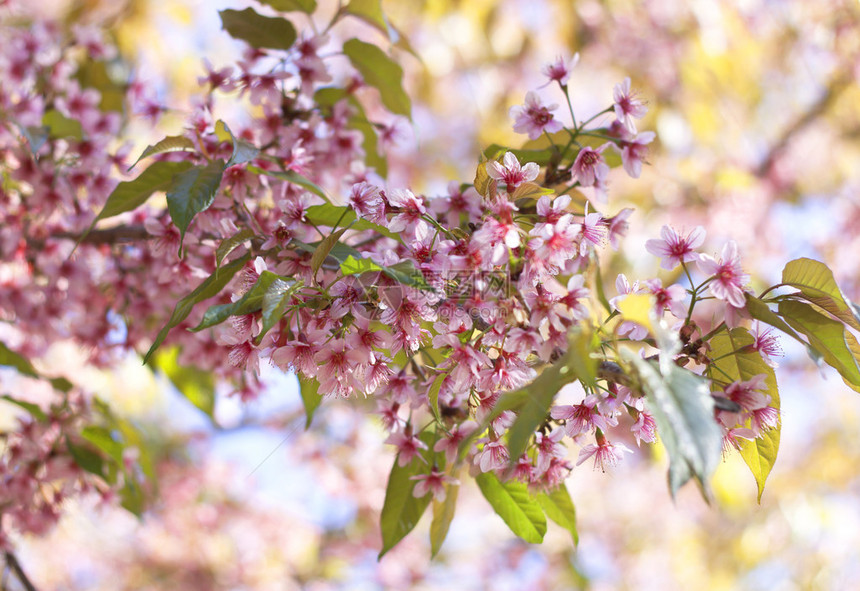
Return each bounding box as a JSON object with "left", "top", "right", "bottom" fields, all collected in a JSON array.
[{"left": 7, "top": 0, "right": 860, "bottom": 589}]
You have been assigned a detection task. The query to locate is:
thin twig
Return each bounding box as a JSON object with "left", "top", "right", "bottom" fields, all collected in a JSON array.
[{"left": 4, "top": 552, "right": 37, "bottom": 591}]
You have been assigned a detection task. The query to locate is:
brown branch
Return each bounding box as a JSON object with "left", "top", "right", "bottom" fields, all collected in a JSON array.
[
  {"left": 756, "top": 69, "right": 852, "bottom": 177},
  {"left": 4, "top": 552, "right": 38, "bottom": 591},
  {"left": 52, "top": 225, "right": 151, "bottom": 245}
]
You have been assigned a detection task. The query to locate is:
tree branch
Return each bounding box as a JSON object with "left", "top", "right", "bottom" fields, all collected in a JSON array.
[{"left": 4, "top": 552, "right": 38, "bottom": 591}]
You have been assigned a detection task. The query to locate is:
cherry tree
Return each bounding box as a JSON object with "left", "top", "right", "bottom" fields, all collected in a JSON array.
[{"left": 1, "top": 0, "right": 859, "bottom": 587}]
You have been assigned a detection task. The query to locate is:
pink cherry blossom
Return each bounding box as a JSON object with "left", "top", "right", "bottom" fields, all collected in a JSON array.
[
  {"left": 410, "top": 469, "right": 459, "bottom": 501},
  {"left": 385, "top": 429, "right": 429, "bottom": 467},
  {"left": 510, "top": 91, "right": 563, "bottom": 140},
  {"left": 486, "top": 151, "right": 540, "bottom": 189},
  {"left": 620, "top": 131, "right": 655, "bottom": 178},
  {"left": 576, "top": 433, "right": 633, "bottom": 472},
  {"left": 697, "top": 240, "right": 750, "bottom": 308},
  {"left": 613, "top": 77, "right": 648, "bottom": 134},
  {"left": 386, "top": 188, "right": 429, "bottom": 240},
  {"left": 541, "top": 53, "right": 579, "bottom": 86},
  {"left": 645, "top": 225, "right": 706, "bottom": 270},
  {"left": 572, "top": 144, "right": 610, "bottom": 188}
]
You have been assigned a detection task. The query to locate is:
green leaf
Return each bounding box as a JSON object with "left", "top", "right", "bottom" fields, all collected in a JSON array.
[
  {"left": 257, "top": 0, "right": 316, "bottom": 12},
  {"left": 42, "top": 109, "right": 83, "bottom": 140},
  {"left": 343, "top": 38, "right": 411, "bottom": 118},
  {"left": 193, "top": 270, "right": 282, "bottom": 331},
  {"left": 475, "top": 472, "right": 546, "bottom": 543},
  {"left": 745, "top": 293, "right": 805, "bottom": 344},
  {"left": 505, "top": 346, "right": 581, "bottom": 465},
  {"left": 349, "top": 116, "right": 388, "bottom": 177},
  {"left": 130, "top": 135, "right": 195, "bottom": 169},
  {"left": 0, "top": 342, "right": 72, "bottom": 393},
  {"left": 708, "top": 328, "right": 780, "bottom": 502},
  {"left": 344, "top": 0, "right": 388, "bottom": 35},
  {"left": 430, "top": 481, "right": 459, "bottom": 557},
  {"left": 298, "top": 376, "right": 322, "bottom": 428},
  {"left": 779, "top": 300, "right": 860, "bottom": 392},
  {"left": 166, "top": 159, "right": 226, "bottom": 252},
  {"left": 624, "top": 352, "right": 723, "bottom": 498},
  {"left": 511, "top": 181, "right": 554, "bottom": 200},
  {"left": 379, "top": 449, "right": 433, "bottom": 558},
  {"left": 92, "top": 161, "right": 194, "bottom": 224},
  {"left": 219, "top": 7, "right": 297, "bottom": 50},
  {"left": 66, "top": 437, "right": 107, "bottom": 479},
  {"left": 537, "top": 483, "right": 578, "bottom": 546},
  {"left": 215, "top": 228, "right": 257, "bottom": 268},
  {"left": 341, "top": 254, "right": 384, "bottom": 275},
  {"left": 259, "top": 277, "right": 303, "bottom": 342},
  {"left": 144, "top": 254, "right": 250, "bottom": 364},
  {"left": 782, "top": 258, "right": 860, "bottom": 331},
  {"left": 1, "top": 394, "right": 48, "bottom": 422},
  {"left": 214, "top": 120, "right": 260, "bottom": 168},
  {"left": 81, "top": 425, "right": 125, "bottom": 464},
  {"left": 249, "top": 166, "right": 331, "bottom": 203},
  {"left": 427, "top": 373, "right": 445, "bottom": 423},
  {"left": 305, "top": 204, "right": 397, "bottom": 238},
  {"left": 311, "top": 228, "right": 348, "bottom": 278},
  {"left": 152, "top": 347, "right": 216, "bottom": 420}
]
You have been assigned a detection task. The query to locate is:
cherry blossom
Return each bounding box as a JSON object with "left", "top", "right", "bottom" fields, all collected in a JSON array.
[
  {"left": 645, "top": 225, "right": 706, "bottom": 270},
  {"left": 510, "top": 91, "right": 563, "bottom": 140},
  {"left": 697, "top": 240, "right": 750, "bottom": 308}
]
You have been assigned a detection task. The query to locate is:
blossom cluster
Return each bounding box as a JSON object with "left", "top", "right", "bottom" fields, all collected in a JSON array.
[{"left": 0, "top": 3, "right": 787, "bottom": 553}]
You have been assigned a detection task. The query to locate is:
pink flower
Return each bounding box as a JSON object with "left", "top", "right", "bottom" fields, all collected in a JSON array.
[
  {"left": 577, "top": 203, "right": 608, "bottom": 256},
  {"left": 386, "top": 188, "right": 429, "bottom": 240},
  {"left": 486, "top": 152, "right": 540, "bottom": 189},
  {"left": 643, "top": 278, "right": 688, "bottom": 319},
  {"left": 410, "top": 469, "right": 459, "bottom": 501},
  {"left": 613, "top": 77, "right": 648, "bottom": 134},
  {"left": 510, "top": 91, "right": 564, "bottom": 140},
  {"left": 697, "top": 241, "right": 750, "bottom": 308},
  {"left": 347, "top": 181, "right": 384, "bottom": 224},
  {"left": 620, "top": 131, "right": 655, "bottom": 178},
  {"left": 433, "top": 421, "right": 478, "bottom": 464},
  {"left": 751, "top": 323, "right": 783, "bottom": 368},
  {"left": 576, "top": 433, "right": 633, "bottom": 472},
  {"left": 607, "top": 207, "right": 633, "bottom": 250},
  {"left": 645, "top": 225, "right": 706, "bottom": 270},
  {"left": 475, "top": 439, "right": 509, "bottom": 473},
  {"left": 386, "top": 430, "right": 429, "bottom": 467},
  {"left": 541, "top": 53, "right": 579, "bottom": 86},
  {"left": 572, "top": 144, "right": 610, "bottom": 187},
  {"left": 551, "top": 395, "right": 617, "bottom": 437},
  {"left": 630, "top": 408, "right": 657, "bottom": 446}
]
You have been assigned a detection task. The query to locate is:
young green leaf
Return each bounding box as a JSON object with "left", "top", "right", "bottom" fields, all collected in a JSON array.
[
  {"left": 1, "top": 395, "right": 48, "bottom": 422},
  {"left": 92, "top": 161, "right": 194, "bottom": 224},
  {"left": 66, "top": 437, "right": 107, "bottom": 479},
  {"left": 475, "top": 472, "right": 546, "bottom": 543},
  {"left": 144, "top": 254, "right": 250, "bottom": 364},
  {"left": 152, "top": 347, "right": 216, "bottom": 420},
  {"left": 0, "top": 342, "right": 73, "bottom": 393},
  {"left": 782, "top": 258, "right": 860, "bottom": 331},
  {"left": 215, "top": 228, "right": 257, "bottom": 268},
  {"left": 214, "top": 120, "right": 260, "bottom": 168},
  {"left": 379, "top": 451, "right": 433, "bottom": 558},
  {"left": 311, "top": 228, "right": 348, "bottom": 278},
  {"left": 81, "top": 426, "right": 125, "bottom": 464},
  {"left": 257, "top": 0, "right": 317, "bottom": 13},
  {"left": 18, "top": 123, "right": 49, "bottom": 155},
  {"left": 219, "top": 8, "right": 297, "bottom": 50},
  {"left": 537, "top": 483, "right": 578, "bottom": 546},
  {"left": 259, "top": 278, "right": 303, "bottom": 341},
  {"left": 42, "top": 109, "right": 83, "bottom": 140},
  {"left": 430, "top": 481, "right": 459, "bottom": 557},
  {"left": 166, "top": 159, "right": 226, "bottom": 252},
  {"left": 343, "top": 39, "right": 411, "bottom": 118},
  {"left": 624, "top": 352, "right": 723, "bottom": 498},
  {"left": 130, "top": 135, "right": 195, "bottom": 169},
  {"left": 427, "top": 373, "right": 446, "bottom": 423},
  {"left": 344, "top": 0, "right": 389, "bottom": 35},
  {"left": 708, "top": 328, "right": 780, "bottom": 502},
  {"left": 298, "top": 375, "right": 322, "bottom": 428},
  {"left": 249, "top": 166, "right": 331, "bottom": 203},
  {"left": 779, "top": 300, "right": 860, "bottom": 392},
  {"left": 193, "top": 270, "right": 282, "bottom": 331},
  {"left": 340, "top": 255, "right": 384, "bottom": 276}
]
